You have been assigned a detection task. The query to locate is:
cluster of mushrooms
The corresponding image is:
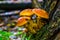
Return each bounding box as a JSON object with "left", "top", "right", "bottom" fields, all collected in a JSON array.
[{"left": 16, "top": 8, "right": 49, "bottom": 34}]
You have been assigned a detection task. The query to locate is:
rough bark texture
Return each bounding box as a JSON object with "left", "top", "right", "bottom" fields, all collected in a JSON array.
[{"left": 31, "top": 0, "right": 60, "bottom": 40}]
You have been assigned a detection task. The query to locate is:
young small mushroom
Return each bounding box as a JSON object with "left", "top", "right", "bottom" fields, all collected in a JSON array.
[
  {"left": 16, "top": 17, "right": 30, "bottom": 27},
  {"left": 32, "top": 8, "right": 49, "bottom": 19},
  {"left": 20, "top": 9, "right": 33, "bottom": 17}
]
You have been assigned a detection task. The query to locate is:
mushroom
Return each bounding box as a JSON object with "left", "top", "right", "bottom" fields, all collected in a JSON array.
[
  {"left": 22, "top": 28, "right": 28, "bottom": 33},
  {"left": 32, "top": 8, "right": 49, "bottom": 19},
  {"left": 16, "top": 17, "right": 30, "bottom": 26},
  {"left": 20, "top": 9, "right": 33, "bottom": 17}
]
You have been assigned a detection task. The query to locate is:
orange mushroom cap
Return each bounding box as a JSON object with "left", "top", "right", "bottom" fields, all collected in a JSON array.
[
  {"left": 32, "top": 9, "right": 49, "bottom": 19},
  {"left": 20, "top": 9, "right": 33, "bottom": 16},
  {"left": 16, "top": 17, "right": 30, "bottom": 26}
]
